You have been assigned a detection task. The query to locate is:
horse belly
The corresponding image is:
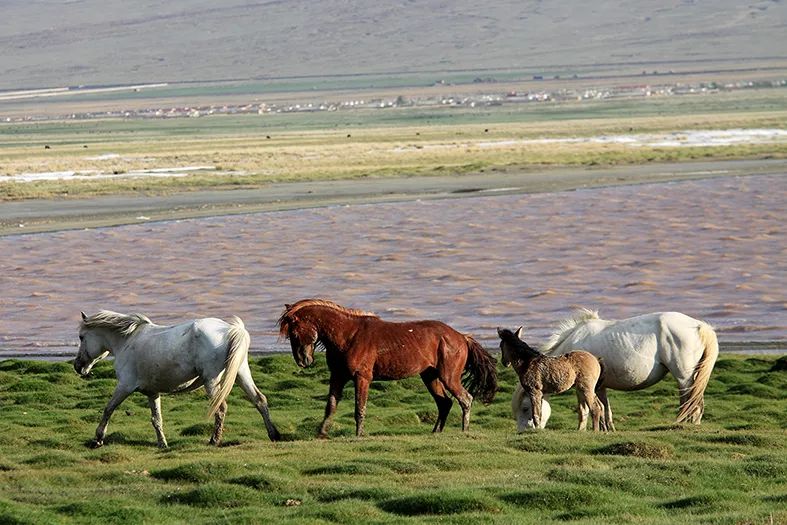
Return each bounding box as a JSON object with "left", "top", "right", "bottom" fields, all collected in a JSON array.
[
  {"left": 372, "top": 349, "right": 432, "bottom": 380},
  {"left": 567, "top": 329, "right": 666, "bottom": 391},
  {"left": 539, "top": 367, "right": 576, "bottom": 394},
  {"left": 133, "top": 354, "right": 200, "bottom": 393},
  {"left": 603, "top": 359, "right": 668, "bottom": 391}
]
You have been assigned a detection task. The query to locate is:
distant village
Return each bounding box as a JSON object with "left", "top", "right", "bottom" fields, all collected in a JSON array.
[{"left": 3, "top": 78, "right": 785, "bottom": 123}]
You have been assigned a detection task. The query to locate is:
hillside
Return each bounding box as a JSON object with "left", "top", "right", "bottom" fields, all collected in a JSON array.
[{"left": 1, "top": 0, "right": 786, "bottom": 91}]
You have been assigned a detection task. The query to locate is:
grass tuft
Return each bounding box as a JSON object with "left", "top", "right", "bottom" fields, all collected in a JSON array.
[
  {"left": 595, "top": 441, "right": 674, "bottom": 459},
  {"left": 770, "top": 356, "right": 787, "bottom": 372},
  {"left": 163, "top": 483, "right": 259, "bottom": 508},
  {"left": 705, "top": 433, "right": 775, "bottom": 447},
  {"left": 378, "top": 490, "right": 498, "bottom": 515},
  {"left": 313, "top": 486, "right": 395, "bottom": 502},
  {"left": 179, "top": 423, "right": 214, "bottom": 437},
  {"left": 303, "top": 462, "right": 389, "bottom": 476},
  {"left": 22, "top": 451, "right": 81, "bottom": 468},
  {"left": 151, "top": 461, "right": 236, "bottom": 483},
  {"left": 500, "top": 484, "right": 639, "bottom": 519},
  {"left": 228, "top": 473, "right": 287, "bottom": 492}
]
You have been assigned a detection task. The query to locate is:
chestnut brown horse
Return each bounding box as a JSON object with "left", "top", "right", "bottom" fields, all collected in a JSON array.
[{"left": 279, "top": 299, "right": 498, "bottom": 437}]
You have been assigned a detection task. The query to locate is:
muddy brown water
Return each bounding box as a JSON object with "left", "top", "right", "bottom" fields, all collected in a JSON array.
[{"left": 1, "top": 174, "right": 784, "bottom": 359}]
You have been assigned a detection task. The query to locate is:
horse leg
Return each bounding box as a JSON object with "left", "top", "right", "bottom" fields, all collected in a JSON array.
[
  {"left": 420, "top": 369, "right": 453, "bottom": 433},
  {"left": 438, "top": 348, "right": 473, "bottom": 431},
  {"left": 318, "top": 373, "right": 348, "bottom": 438},
  {"left": 575, "top": 387, "right": 601, "bottom": 431},
  {"left": 598, "top": 387, "right": 615, "bottom": 431},
  {"left": 147, "top": 394, "right": 168, "bottom": 448},
  {"left": 529, "top": 391, "right": 543, "bottom": 429},
  {"left": 441, "top": 377, "right": 473, "bottom": 431},
  {"left": 92, "top": 383, "right": 134, "bottom": 448},
  {"left": 354, "top": 373, "right": 372, "bottom": 437},
  {"left": 590, "top": 393, "right": 602, "bottom": 432},
  {"left": 576, "top": 396, "right": 589, "bottom": 431},
  {"left": 203, "top": 381, "right": 227, "bottom": 445},
  {"left": 235, "top": 361, "right": 280, "bottom": 441},
  {"left": 210, "top": 401, "right": 227, "bottom": 446},
  {"left": 577, "top": 387, "right": 602, "bottom": 432}
]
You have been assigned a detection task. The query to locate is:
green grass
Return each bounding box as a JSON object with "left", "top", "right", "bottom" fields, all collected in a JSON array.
[{"left": 0, "top": 354, "right": 785, "bottom": 524}]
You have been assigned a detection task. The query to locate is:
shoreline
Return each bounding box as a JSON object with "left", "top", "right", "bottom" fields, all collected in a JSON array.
[
  {"left": 4, "top": 341, "right": 784, "bottom": 362},
  {"left": 2, "top": 158, "right": 786, "bottom": 236}
]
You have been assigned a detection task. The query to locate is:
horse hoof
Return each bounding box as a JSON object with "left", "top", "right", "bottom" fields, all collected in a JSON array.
[
  {"left": 268, "top": 430, "right": 281, "bottom": 442},
  {"left": 316, "top": 433, "right": 329, "bottom": 440},
  {"left": 89, "top": 439, "right": 103, "bottom": 449}
]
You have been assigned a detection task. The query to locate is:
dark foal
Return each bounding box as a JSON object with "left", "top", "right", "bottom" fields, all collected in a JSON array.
[{"left": 498, "top": 327, "right": 605, "bottom": 431}]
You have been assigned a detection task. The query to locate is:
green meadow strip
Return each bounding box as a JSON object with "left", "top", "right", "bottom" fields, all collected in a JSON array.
[{"left": 0, "top": 354, "right": 785, "bottom": 524}]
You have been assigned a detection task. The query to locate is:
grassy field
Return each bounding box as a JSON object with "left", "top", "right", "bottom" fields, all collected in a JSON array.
[
  {"left": 2, "top": 88, "right": 787, "bottom": 201},
  {"left": 0, "top": 353, "right": 785, "bottom": 524}
]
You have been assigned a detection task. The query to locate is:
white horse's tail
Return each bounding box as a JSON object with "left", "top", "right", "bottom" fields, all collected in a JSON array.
[
  {"left": 208, "top": 316, "right": 250, "bottom": 418},
  {"left": 676, "top": 321, "right": 719, "bottom": 424}
]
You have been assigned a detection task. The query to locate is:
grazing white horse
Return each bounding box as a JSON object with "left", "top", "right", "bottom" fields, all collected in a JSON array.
[
  {"left": 74, "top": 310, "right": 280, "bottom": 448},
  {"left": 511, "top": 385, "right": 551, "bottom": 431},
  {"left": 513, "top": 309, "right": 718, "bottom": 430}
]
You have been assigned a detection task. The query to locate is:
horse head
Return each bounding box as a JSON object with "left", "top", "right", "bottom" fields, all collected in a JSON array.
[
  {"left": 279, "top": 309, "right": 317, "bottom": 368},
  {"left": 74, "top": 311, "right": 111, "bottom": 376},
  {"left": 496, "top": 326, "right": 527, "bottom": 367}
]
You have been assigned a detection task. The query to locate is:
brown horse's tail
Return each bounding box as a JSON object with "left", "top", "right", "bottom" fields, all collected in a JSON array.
[
  {"left": 676, "top": 321, "right": 719, "bottom": 424},
  {"left": 462, "top": 335, "right": 498, "bottom": 405}
]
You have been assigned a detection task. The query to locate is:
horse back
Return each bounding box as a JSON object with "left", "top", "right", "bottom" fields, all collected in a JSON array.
[
  {"left": 563, "top": 350, "right": 602, "bottom": 382},
  {"left": 551, "top": 312, "right": 707, "bottom": 390},
  {"left": 523, "top": 355, "right": 578, "bottom": 394},
  {"left": 361, "top": 318, "right": 464, "bottom": 350},
  {"left": 351, "top": 318, "right": 466, "bottom": 379},
  {"left": 128, "top": 318, "right": 231, "bottom": 371}
]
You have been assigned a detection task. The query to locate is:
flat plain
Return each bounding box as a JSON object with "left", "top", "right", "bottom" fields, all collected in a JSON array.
[{"left": 2, "top": 88, "right": 787, "bottom": 203}]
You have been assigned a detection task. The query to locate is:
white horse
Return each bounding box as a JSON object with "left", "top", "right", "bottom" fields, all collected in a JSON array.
[
  {"left": 511, "top": 385, "right": 551, "bottom": 431},
  {"left": 74, "top": 310, "right": 280, "bottom": 448},
  {"left": 513, "top": 309, "right": 718, "bottom": 430}
]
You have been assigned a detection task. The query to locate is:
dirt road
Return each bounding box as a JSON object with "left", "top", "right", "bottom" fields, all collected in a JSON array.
[{"left": 2, "top": 159, "right": 785, "bottom": 235}]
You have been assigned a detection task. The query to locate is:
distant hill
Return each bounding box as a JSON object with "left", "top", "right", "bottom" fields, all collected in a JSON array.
[{"left": 1, "top": 0, "right": 785, "bottom": 91}]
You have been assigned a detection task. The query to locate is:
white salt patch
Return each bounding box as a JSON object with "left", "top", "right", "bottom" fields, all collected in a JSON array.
[
  {"left": 2, "top": 166, "right": 219, "bottom": 183},
  {"left": 392, "top": 129, "right": 787, "bottom": 152},
  {"left": 85, "top": 153, "right": 121, "bottom": 160}
]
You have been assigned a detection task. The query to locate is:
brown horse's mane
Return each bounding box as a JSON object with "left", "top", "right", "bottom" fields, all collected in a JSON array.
[{"left": 278, "top": 299, "right": 378, "bottom": 338}]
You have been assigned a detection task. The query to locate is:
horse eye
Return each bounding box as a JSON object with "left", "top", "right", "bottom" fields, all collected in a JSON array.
[{"left": 79, "top": 335, "right": 84, "bottom": 341}]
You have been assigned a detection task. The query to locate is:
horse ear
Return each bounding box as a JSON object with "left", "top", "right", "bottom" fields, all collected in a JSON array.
[
  {"left": 515, "top": 326, "right": 525, "bottom": 339},
  {"left": 81, "top": 311, "right": 87, "bottom": 321},
  {"left": 496, "top": 327, "right": 504, "bottom": 338},
  {"left": 284, "top": 303, "right": 291, "bottom": 309}
]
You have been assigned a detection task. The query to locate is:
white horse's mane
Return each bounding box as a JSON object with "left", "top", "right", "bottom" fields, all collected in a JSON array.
[
  {"left": 540, "top": 307, "right": 600, "bottom": 353},
  {"left": 81, "top": 310, "right": 152, "bottom": 336}
]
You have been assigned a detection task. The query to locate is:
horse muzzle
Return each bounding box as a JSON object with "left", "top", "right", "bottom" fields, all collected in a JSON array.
[
  {"left": 296, "top": 354, "right": 314, "bottom": 368},
  {"left": 74, "top": 357, "right": 95, "bottom": 376}
]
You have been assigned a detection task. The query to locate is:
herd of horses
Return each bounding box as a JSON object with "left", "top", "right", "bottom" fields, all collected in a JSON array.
[{"left": 73, "top": 299, "right": 719, "bottom": 448}]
